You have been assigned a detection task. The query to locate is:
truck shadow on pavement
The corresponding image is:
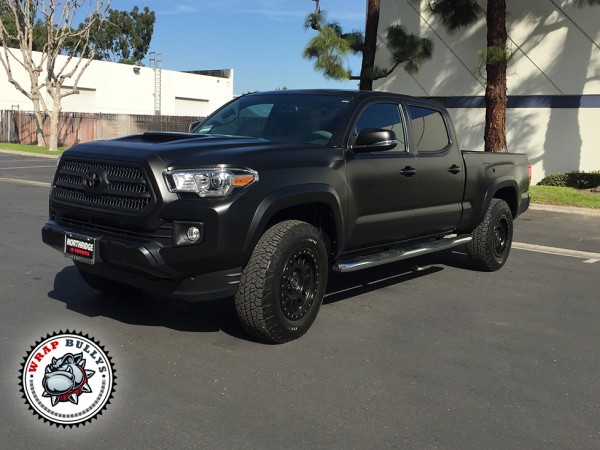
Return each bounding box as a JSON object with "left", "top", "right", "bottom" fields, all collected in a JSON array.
[
  {"left": 47, "top": 248, "right": 474, "bottom": 341},
  {"left": 47, "top": 265, "right": 248, "bottom": 338},
  {"left": 324, "top": 249, "right": 472, "bottom": 304}
]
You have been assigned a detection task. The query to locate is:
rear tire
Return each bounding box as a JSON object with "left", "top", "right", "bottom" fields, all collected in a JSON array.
[
  {"left": 235, "top": 220, "right": 328, "bottom": 344},
  {"left": 467, "top": 198, "right": 513, "bottom": 272},
  {"left": 77, "top": 268, "right": 141, "bottom": 296}
]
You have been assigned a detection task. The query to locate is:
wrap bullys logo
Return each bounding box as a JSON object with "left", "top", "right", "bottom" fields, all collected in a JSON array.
[{"left": 19, "top": 331, "right": 115, "bottom": 427}]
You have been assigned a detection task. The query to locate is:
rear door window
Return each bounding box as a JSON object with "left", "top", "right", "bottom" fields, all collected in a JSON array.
[{"left": 407, "top": 106, "right": 450, "bottom": 153}]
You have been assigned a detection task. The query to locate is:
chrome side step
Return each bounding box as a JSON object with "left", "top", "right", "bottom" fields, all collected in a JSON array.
[{"left": 333, "top": 235, "right": 472, "bottom": 273}]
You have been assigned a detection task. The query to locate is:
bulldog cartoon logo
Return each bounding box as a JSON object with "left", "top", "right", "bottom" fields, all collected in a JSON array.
[
  {"left": 42, "top": 352, "right": 95, "bottom": 406},
  {"left": 20, "top": 331, "right": 115, "bottom": 427}
]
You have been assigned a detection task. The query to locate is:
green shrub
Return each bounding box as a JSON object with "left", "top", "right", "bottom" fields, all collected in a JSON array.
[
  {"left": 538, "top": 170, "right": 600, "bottom": 189},
  {"left": 566, "top": 171, "right": 600, "bottom": 189},
  {"left": 537, "top": 172, "right": 568, "bottom": 187}
]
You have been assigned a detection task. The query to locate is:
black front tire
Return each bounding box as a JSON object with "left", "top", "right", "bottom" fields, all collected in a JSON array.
[
  {"left": 467, "top": 198, "right": 514, "bottom": 272},
  {"left": 235, "top": 220, "right": 328, "bottom": 343}
]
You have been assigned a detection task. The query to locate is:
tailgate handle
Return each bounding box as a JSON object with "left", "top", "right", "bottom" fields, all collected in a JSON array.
[
  {"left": 400, "top": 166, "right": 417, "bottom": 177},
  {"left": 448, "top": 164, "right": 462, "bottom": 174}
]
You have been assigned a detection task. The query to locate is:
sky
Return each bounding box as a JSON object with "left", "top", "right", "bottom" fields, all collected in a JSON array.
[{"left": 109, "top": 0, "right": 366, "bottom": 95}]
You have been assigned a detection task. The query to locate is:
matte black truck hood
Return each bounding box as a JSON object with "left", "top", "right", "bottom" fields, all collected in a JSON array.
[{"left": 64, "top": 132, "right": 318, "bottom": 168}]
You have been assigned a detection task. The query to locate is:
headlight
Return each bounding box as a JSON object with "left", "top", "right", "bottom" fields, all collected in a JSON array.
[{"left": 164, "top": 167, "right": 258, "bottom": 197}]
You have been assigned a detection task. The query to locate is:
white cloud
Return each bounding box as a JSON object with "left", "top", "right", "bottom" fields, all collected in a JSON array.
[{"left": 175, "top": 4, "right": 201, "bottom": 13}]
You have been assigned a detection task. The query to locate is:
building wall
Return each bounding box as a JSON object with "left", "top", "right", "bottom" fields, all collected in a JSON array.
[
  {"left": 0, "top": 49, "right": 233, "bottom": 118},
  {"left": 374, "top": 0, "right": 600, "bottom": 183}
]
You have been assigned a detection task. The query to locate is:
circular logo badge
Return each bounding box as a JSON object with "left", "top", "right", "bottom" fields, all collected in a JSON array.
[
  {"left": 19, "top": 331, "right": 115, "bottom": 427},
  {"left": 82, "top": 168, "right": 107, "bottom": 194}
]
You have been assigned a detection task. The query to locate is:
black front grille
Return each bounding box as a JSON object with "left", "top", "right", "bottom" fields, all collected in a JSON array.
[{"left": 54, "top": 159, "right": 153, "bottom": 214}]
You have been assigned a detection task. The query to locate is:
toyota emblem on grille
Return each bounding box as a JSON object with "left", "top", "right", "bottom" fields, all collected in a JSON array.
[{"left": 82, "top": 169, "right": 106, "bottom": 193}]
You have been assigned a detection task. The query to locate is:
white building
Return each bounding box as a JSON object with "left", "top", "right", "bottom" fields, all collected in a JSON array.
[
  {"left": 0, "top": 49, "right": 233, "bottom": 118},
  {"left": 374, "top": 0, "right": 599, "bottom": 183}
]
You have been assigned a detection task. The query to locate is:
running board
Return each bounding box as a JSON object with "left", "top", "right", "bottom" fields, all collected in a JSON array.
[{"left": 333, "top": 235, "right": 472, "bottom": 273}]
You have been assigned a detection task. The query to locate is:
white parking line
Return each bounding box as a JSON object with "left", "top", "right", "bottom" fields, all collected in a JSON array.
[
  {"left": 0, "top": 177, "right": 50, "bottom": 187},
  {"left": 0, "top": 165, "right": 55, "bottom": 169},
  {"left": 513, "top": 242, "right": 600, "bottom": 263}
]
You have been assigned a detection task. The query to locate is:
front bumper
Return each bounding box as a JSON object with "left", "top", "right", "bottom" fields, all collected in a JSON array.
[{"left": 42, "top": 221, "right": 241, "bottom": 300}]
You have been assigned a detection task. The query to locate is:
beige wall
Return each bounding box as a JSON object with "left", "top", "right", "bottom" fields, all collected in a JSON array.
[{"left": 374, "top": 0, "right": 600, "bottom": 183}]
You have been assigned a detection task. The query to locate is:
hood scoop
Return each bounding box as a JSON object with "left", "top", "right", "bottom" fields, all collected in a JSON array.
[{"left": 117, "top": 132, "right": 205, "bottom": 144}]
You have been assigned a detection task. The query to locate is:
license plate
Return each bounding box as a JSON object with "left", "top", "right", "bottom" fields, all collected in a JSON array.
[{"left": 64, "top": 233, "right": 96, "bottom": 264}]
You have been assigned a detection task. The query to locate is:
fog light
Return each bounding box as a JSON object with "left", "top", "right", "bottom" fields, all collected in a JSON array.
[
  {"left": 187, "top": 227, "right": 201, "bottom": 242},
  {"left": 173, "top": 221, "right": 204, "bottom": 246}
]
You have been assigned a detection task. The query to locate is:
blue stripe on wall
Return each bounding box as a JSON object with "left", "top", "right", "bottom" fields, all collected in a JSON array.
[{"left": 445, "top": 95, "right": 600, "bottom": 108}]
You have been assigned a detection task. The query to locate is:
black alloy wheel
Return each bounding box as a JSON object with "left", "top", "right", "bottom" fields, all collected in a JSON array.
[
  {"left": 280, "top": 248, "right": 319, "bottom": 321},
  {"left": 235, "top": 220, "right": 328, "bottom": 343}
]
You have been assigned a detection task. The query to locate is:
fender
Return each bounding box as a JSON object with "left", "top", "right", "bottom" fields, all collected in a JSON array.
[
  {"left": 241, "top": 184, "right": 345, "bottom": 259},
  {"left": 476, "top": 175, "right": 519, "bottom": 225}
]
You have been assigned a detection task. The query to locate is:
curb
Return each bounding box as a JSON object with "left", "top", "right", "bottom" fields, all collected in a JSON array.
[{"left": 528, "top": 203, "right": 600, "bottom": 217}]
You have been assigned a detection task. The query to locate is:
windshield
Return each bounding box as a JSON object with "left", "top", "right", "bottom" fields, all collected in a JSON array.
[{"left": 194, "top": 93, "right": 352, "bottom": 146}]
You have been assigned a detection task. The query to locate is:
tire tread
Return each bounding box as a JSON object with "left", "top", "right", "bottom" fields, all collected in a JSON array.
[
  {"left": 235, "top": 220, "right": 326, "bottom": 343},
  {"left": 467, "top": 198, "right": 513, "bottom": 272}
]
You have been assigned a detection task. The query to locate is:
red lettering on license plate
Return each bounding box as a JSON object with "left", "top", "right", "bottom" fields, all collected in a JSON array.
[{"left": 64, "top": 234, "right": 96, "bottom": 264}]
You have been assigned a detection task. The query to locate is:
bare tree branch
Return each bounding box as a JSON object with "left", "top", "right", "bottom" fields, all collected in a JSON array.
[{"left": 0, "top": 0, "right": 109, "bottom": 149}]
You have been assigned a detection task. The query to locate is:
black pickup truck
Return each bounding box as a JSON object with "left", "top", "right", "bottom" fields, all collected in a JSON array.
[{"left": 42, "top": 90, "right": 530, "bottom": 343}]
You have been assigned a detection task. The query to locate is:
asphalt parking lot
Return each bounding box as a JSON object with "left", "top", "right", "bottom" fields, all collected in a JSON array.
[{"left": 1, "top": 151, "right": 599, "bottom": 449}]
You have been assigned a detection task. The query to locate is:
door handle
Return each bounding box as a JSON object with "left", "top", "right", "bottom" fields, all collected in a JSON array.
[
  {"left": 400, "top": 166, "right": 417, "bottom": 177},
  {"left": 448, "top": 164, "right": 462, "bottom": 174}
]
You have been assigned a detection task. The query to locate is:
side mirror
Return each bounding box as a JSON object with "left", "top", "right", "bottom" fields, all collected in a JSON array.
[
  {"left": 353, "top": 129, "right": 398, "bottom": 152},
  {"left": 189, "top": 120, "right": 201, "bottom": 132}
]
